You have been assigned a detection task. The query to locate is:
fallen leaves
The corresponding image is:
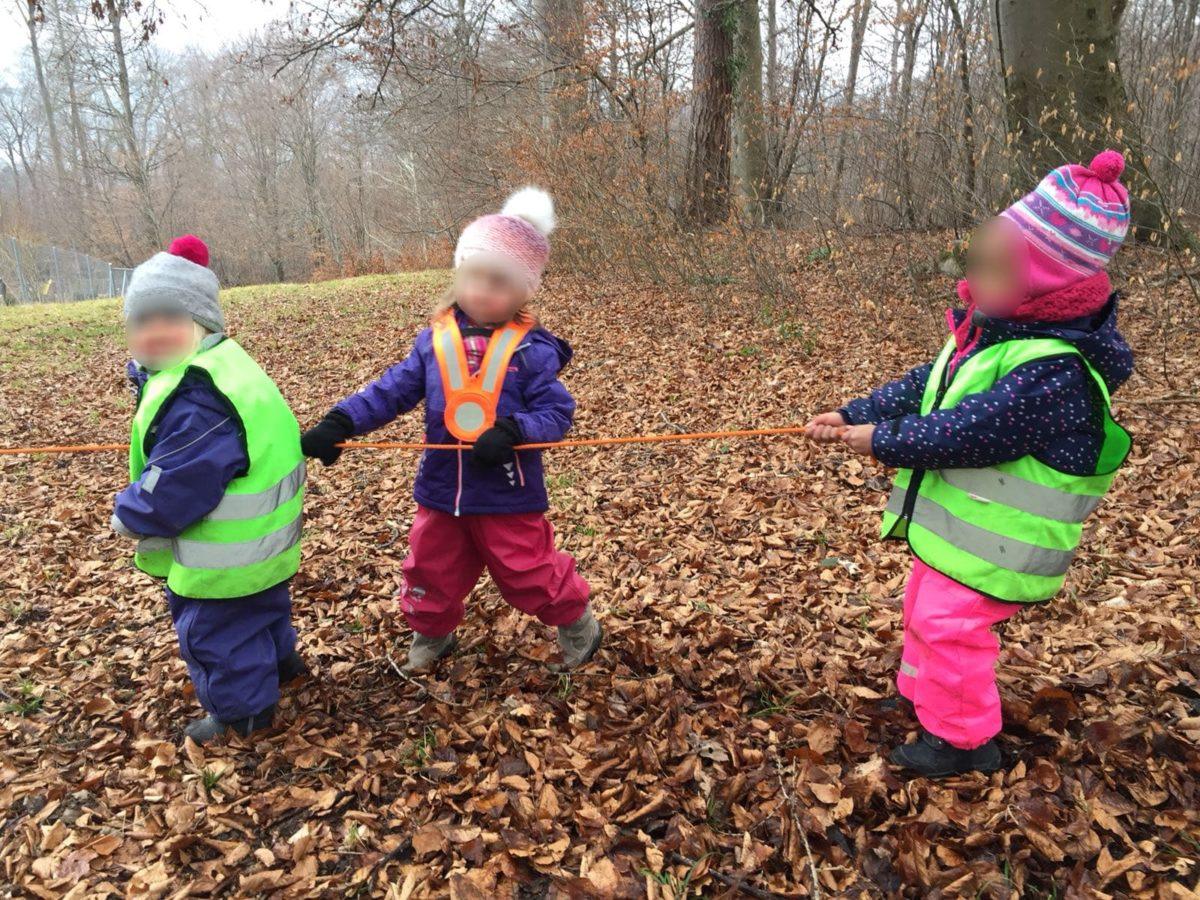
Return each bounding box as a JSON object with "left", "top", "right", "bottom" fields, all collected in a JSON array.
[{"left": 1, "top": 243, "right": 1198, "bottom": 895}]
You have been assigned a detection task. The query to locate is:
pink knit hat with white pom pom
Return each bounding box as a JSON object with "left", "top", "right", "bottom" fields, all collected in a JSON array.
[
  {"left": 454, "top": 187, "right": 556, "bottom": 292},
  {"left": 999, "top": 149, "right": 1130, "bottom": 298}
]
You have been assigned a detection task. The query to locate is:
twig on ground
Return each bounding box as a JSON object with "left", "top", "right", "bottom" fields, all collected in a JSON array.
[
  {"left": 385, "top": 653, "right": 469, "bottom": 707},
  {"left": 1124, "top": 393, "right": 1200, "bottom": 405},
  {"left": 268, "top": 789, "right": 355, "bottom": 830},
  {"left": 774, "top": 755, "right": 822, "bottom": 899},
  {"left": 615, "top": 826, "right": 785, "bottom": 898},
  {"left": 664, "top": 851, "right": 786, "bottom": 899},
  {"left": 367, "top": 836, "right": 414, "bottom": 890}
]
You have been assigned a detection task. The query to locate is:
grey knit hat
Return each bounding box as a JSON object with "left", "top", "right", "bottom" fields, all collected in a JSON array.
[{"left": 123, "top": 236, "right": 223, "bottom": 333}]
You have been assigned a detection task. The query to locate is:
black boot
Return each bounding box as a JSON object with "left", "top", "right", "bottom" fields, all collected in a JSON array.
[
  {"left": 185, "top": 705, "right": 276, "bottom": 745},
  {"left": 278, "top": 650, "right": 310, "bottom": 685},
  {"left": 889, "top": 729, "right": 1003, "bottom": 778},
  {"left": 876, "top": 696, "right": 914, "bottom": 714}
]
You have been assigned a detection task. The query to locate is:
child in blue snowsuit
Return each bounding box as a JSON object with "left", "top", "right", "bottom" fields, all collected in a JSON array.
[{"left": 111, "top": 236, "right": 308, "bottom": 744}]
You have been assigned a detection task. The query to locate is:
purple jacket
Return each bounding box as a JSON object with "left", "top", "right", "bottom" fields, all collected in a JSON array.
[
  {"left": 113, "top": 352, "right": 290, "bottom": 605},
  {"left": 335, "top": 312, "right": 576, "bottom": 515},
  {"left": 841, "top": 295, "right": 1133, "bottom": 476}
]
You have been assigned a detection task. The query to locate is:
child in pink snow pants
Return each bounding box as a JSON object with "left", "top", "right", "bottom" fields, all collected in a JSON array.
[
  {"left": 399, "top": 508, "right": 587, "bottom": 640},
  {"left": 808, "top": 150, "right": 1134, "bottom": 778},
  {"left": 301, "top": 188, "right": 601, "bottom": 672}
]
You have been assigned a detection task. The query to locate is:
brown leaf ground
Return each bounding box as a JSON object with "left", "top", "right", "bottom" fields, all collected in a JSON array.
[{"left": 1, "top": 239, "right": 1198, "bottom": 898}]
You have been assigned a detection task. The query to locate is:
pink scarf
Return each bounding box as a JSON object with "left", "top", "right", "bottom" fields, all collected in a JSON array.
[{"left": 949, "top": 272, "right": 1113, "bottom": 372}]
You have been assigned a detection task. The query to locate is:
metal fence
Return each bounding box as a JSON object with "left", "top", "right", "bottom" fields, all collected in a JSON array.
[{"left": 0, "top": 237, "right": 134, "bottom": 305}]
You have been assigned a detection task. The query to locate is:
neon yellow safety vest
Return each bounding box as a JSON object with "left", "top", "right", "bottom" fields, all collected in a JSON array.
[
  {"left": 881, "top": 337, "right": 1131, "bottom": 604},
  {"left": 129, "top": 338, "right": 305, "bottom": 599}
]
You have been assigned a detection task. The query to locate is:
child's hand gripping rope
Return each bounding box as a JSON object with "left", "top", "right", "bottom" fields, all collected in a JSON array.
[{"left": 803, "top": 412, "right": 875, "bottom": 457}]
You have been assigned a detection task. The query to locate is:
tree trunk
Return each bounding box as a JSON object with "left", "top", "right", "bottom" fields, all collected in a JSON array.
[
  {"left": 896, "top": 2, "right": 927, "bottom": 226},
  {"left": 51, "top": 0, "right": 95, "bottom": 192},
  {"left": 994, "top": 0, "right": 1161, "bottom": 233},
  {"left": 105, "top": 0, "right": 161, "bottom": 245},
  {"left": 537, "top": 0, "right": 587, "bottom": 132},
  {"left": 685, "top": 0, "right": 735, "bottom": 225},
  {"left": 732, "top": 0, "right": 770, "bottom": 223},
  {"left": 833, "top": 0, "right": 871, "bottom": 209},
  {"left": 766, "top": 0, "right": 777, "bottom": 123},
  {"left": 945, "top": 0, "right": 977, "bottom": 213},
  {"left": 4, "top": 143, "right": 24, "bottom": 211},
  {"left": 21, "top": 0, "right": 68, "bottom": 186}
]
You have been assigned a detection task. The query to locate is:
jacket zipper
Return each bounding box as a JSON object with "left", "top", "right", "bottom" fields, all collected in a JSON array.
[
  {"left": 900, "top": 359, "right": 957, "bottom": 523},
  {"left": 454, "top": 447, "right": 463, "bottom": 516}
]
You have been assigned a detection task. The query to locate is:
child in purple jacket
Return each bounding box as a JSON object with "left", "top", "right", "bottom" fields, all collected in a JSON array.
[
  {"left": 808, "top": 151, "right": 1134, "bottom": 777},
  {"left": 302, "top": 189, "right": 602, "bottom": 672}
]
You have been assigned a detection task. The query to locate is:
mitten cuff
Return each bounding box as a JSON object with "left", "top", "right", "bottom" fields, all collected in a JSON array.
[{"left": 494, "top": 417, "right": 523, "bottom": 442}]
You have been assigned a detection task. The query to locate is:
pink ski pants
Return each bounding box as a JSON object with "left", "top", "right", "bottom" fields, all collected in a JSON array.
[
  {"left": 896, "top": 558, "right": 1021, "bottom": 749},
  {"left": 398, "top": 506, "right": 590, "bottom": 638}
]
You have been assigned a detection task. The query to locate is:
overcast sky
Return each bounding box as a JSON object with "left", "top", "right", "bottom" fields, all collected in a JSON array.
[{"left": 0, "top": 0, "right": 285, "bottom": 87}]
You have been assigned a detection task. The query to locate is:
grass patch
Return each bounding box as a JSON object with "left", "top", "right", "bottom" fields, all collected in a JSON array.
[
  {"left": 4, "top": 680, "right": 43, "bottom": 716},
  {"left": 555, "top": 674, "right": 573, "bottom": 700},
  {"left": 0, "top": 269, "right": 452, "bottom": 378},
  {"left": 750, "top": 686, "right": 798, "bottom": 718},
  {"left": 401, "top": 726, "right": 438, "bottom": 769}
]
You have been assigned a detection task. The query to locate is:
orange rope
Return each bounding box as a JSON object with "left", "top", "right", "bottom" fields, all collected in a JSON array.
[
  {"left": 0, "top": 426, "right": 817, "bottom": 457},
  {"left": 0, "top": 443, "right": 130, "bottom": 456}
]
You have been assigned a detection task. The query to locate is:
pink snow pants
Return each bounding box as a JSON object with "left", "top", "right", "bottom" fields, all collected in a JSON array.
[
  {"left": 896, "top": 559, "right": 1021, "bottom": 749},
  {"left": 398, "top": 506, "right": 590, "bottom": 638}
]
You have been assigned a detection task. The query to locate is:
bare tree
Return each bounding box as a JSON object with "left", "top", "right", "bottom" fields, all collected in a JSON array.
[
  {"left": 17, "top": 0, "right": 68, "bottom": 187},
  {"left": 944, "top": 0, "right": 976, "bottom": 210},
  {"left": 995, "top": 0, "right": 1161, "bottom": 231},
  {"left": 833, "top": 0, "right": 872, "bottom": 209},
  {"left": 732, "top": 0, "right": 770, "bottom": 222},
  {"left": 686, "top": 0, "right": 735, "bottom": 225}
]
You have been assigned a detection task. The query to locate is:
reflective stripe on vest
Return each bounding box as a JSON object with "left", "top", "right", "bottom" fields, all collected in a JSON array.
[
  {"left": 881, "top": 335, "right": 1130, "bottom": 603},
  {"left": 937, "top": 467, "right": 1102, "bottom": 523},
  {"left": 431, "top": 309, "right": 533, "bottom": 442},
  {"left": 129, "top": 338, "right": 305, "bottom": 599},
  {"left": 137, "top": 536, "right": 171, "bottom": 555},
  {"left": 204, "top": 461, "right": 307, "bottom": 522},
  {"left": 173, "top": 516, "right": 303, "bottom": 569},
  {"left": 885, "top": 488, "right": 1075, "bottom": 577}
]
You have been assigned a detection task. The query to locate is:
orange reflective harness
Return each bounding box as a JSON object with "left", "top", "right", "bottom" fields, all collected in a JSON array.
[{"left": 430, "top": 309, "right": 533, "bottom": 442}]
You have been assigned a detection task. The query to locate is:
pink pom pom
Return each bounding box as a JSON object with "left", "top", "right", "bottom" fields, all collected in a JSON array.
[
  {"left": 956, "top": 279, "right": 972, "bottom": 302},
  {"left": 1089, "top": 149, "right": 1125, "bottom": 184},
  {"left": 168, "top": 234, "right": 209, "bottom": 268}
]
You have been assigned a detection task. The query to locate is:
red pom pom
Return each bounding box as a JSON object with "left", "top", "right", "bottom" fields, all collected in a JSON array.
[
  {"left": 168, "top": 234, "right": 209, "bottom": 268},
  {"left": 1089, "top": 149, "right": 1125, "bottom": 184}
]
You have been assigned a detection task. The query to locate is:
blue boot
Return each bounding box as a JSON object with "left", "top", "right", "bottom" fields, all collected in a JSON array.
[{"left": 184, "top": 705, "right": 276, "bottom": 745}]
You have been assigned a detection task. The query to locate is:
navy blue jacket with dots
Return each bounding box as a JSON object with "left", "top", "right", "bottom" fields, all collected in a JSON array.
[{"left": 840, "top": 295, "right": 1133, "bottom": 476}]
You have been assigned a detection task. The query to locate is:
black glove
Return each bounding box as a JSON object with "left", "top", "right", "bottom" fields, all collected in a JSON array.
[
  {"left": 470, "top": 418, "right": 522, "bottom": 469},
  {"left": 301, "top": 409, "right": 354, "bottom": 466}
]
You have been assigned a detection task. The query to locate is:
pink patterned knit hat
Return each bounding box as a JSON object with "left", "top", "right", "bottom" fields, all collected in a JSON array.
[
  {"left": 999, "top": 149, "right": 1130, "bottom": 298},
  {"left": 454, "top": 187, "right": 556, "bottom": 293}
]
